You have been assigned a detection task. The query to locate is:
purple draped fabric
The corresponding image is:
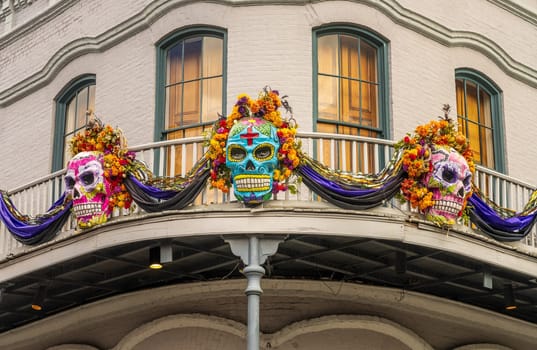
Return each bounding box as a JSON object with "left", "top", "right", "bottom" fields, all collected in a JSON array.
[
  {"left": 0, "top": 192, "right": 72, "bottom": 244},
  {"left": 127, "top": 176, "right": 179, "bottom": 200},
  {"left": 299, "top": 165, "right": 380, "bottom": 195},
  {"left": 468, "top": 193, "right": 535, "bottom": 232}
]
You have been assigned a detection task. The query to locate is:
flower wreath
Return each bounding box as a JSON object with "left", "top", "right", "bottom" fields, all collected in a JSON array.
[
  {"left": 207, "top": 88, "right": 301, "bottom": 194},
  {"left": 395, "top": 108, "right": 475, "bottom": 215},
  {"left": 69, "top": 117, "right": 135, "bottom": 211}
]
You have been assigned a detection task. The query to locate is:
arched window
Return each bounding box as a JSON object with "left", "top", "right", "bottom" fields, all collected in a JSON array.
[
  {"left": 52, "top": 74, "right": 96, "bottom": 171},
  {"left": 455, "top": 69, "right": 504, "bottom": 172},
  {"left": 313, "top": 25, "right": 389, "bottom": 171},
  {"left": 155, "top": 27, "right": 226, "bottom": 176}
]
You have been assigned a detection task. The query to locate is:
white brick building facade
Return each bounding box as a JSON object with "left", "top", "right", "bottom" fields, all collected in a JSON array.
[{"left": 1, "top": 1, "right": 537, "bottom": 349}]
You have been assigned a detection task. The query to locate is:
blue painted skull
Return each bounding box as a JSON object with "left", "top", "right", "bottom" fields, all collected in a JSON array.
[{"left": 226, "top": 117, "right": 280, "bottom": 205}]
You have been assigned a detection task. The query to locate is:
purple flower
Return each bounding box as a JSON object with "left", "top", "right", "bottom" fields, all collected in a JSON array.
[
  {"left": 419, "top": 147, "right": 425, "bottom": 156},
  {"left": 238, "top": 105, "right": 247, "bottom": 115}
]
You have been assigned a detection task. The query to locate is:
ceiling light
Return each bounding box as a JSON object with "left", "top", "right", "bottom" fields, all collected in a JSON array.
[
  {"left": 149, "top": 243, "right": 172, "bottom": 269},
  {"left": 31, "top": 285, "right": 47, "bottom": 311}
]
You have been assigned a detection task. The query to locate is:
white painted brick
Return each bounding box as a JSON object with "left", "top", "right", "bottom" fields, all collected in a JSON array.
[{"left": 0, "top": 0, "right": 536, "bottom": 189}]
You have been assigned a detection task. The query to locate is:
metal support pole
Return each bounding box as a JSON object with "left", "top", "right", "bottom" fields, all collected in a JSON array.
[
  {"left": 226, "top": 235, "right": 285, "bottom": 350},
  {"left": 244, "top": 236, "right": 264, "bottom": 350}
]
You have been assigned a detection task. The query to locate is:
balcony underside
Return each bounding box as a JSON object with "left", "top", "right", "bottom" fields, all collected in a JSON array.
[
  {"left": 1, "top": 201, "right": 537, "bottom": 340},
  {"left": 2, "top": 280, "right": 537, "bottom": 350}
]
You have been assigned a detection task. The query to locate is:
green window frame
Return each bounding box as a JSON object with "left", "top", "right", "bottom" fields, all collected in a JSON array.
[
  {"left": 155, "top": 26, "right": 227, "bottom": 143},
  {"left": 313, "top": 25, "right": 390, "bottom": 171},
  {"left": 455, "top": 68, "right": 505, "bottom": 172},
  {"left": 52, "top": 74, "right": 96, "bottom": 172}
]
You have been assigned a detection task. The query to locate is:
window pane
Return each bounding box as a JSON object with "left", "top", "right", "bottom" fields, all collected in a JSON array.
[
  {"left": 88, "top": 85, "right": 96, "bottom": 114},
  {"left": 183, "top": 37, "right": 202, "bottom": 81},
  {"left": 479, "top": 89, "right": 492, "bottom": 127},
  {"left": 455, "top": 74, "right": 501, "bottom": 170},
  {"left": 318, "top": 75, "right": 339, "bottom": 121},
  {"left": 63, "top": 136, "right": 72, "bottom": 167},
  {"left": 465, "top": 81, "right": 479, "bottom": 123},
  {"left": 167, "top": 44, "right": 183, "bottom": 84},
  {"left": 340, "top": 35, "right": 358, "bottom": 79},
  {"left": 340, "top": 78, "right": 359, "bottom": 124},
  {"left": 182, "top": 80, "right": 200, "bottom": 126},
  {"left": 56, "top": 81, "right": 96, "bottom": 171},
  {"left": 65, "top": 98, "right": 76, "bottom": 134},
  {"left": 165, "top": 126, "right": 209, "bottom": 177},
  {"left": 360, "top": 40, "right": 377, "bottom": 83},
  {"left": 455, "top": 79, "right": 465, "bottom": 117},
  {"left": 163, "top": 34, "right": 223, "bottom": 142},
  {"left": 316, "top": 122, "right": 336, "bottom": 168},
  {"left": 316, "top": 28, "right": 384, "bottom": 165},
  {"left": 317, "top": 122, "right": 337, "bottom": 133},
  {"left": 483, "top": 128, "right": 495, "bottom": 168},
  {"left": 467, "top": 121, "right": 481, "bottom": 163},
  {"left": 203, "top": 37, "right": 223, "bottom": 77},
  {"left": 360, "top": 82, "right": 378, "bottom": 127},
  {"left": 318, "top": 35, "right": 338, "bottom": 75},
  {"left": 76, "top": 87, "right": 88, "bottom": 128},
  {"left": 202, "top": 77, "right": 222, "bottom": 122},
  {"left": 166, "top": 85, "right": 183, "bottom": 129}
]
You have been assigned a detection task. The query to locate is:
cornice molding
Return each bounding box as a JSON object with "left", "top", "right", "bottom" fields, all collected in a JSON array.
[
  {"left": 0, "top": 0, "right": 79, "bottom": 48},
  {"left": 1, "top": 0, "right": 536, "bottom": 107},
  {"left": 487, "top": 0, "right": 537, "bottom": 26}
]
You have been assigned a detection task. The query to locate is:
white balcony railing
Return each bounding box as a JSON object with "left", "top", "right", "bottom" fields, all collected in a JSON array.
[{"left": 1, "top": 132, "right": 536, "bottom": 260}]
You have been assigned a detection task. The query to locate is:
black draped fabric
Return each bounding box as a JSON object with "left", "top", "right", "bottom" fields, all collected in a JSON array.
[{"left": 124, "top": 168, "right": 210, "bottom": 212}]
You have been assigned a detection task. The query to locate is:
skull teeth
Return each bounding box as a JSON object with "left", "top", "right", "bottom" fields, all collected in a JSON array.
[
  {"left": 73, "top": 202, "right": 103, "bottom": 218},
  {"left": 234, "top": 175, "right": 271, "bottom": 192},
  {"left": 432, "top": 199, "right": 463, "bottom": 215}
]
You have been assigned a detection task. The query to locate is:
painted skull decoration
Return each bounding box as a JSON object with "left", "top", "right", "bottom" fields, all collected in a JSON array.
[
  {"left": 226, "top": 117, "right": 280, "bottom": 205},
  {"left": 422, "top": 146, "right": 473, "bottom": 223},
  {"left": 65, "top": 151, "right": 111, "bottom": 228}
]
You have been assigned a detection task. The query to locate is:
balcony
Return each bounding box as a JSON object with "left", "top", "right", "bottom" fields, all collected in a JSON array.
[
  {"left": 2, "top": 132, "right": 536, "bottom": 257},
  {"left": 1, "top": 132, "right": 537, "bottom": 339}
]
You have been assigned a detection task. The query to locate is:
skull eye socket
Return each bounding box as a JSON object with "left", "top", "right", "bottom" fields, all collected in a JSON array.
[
  {"left": 254, "top": 144, "right": 274, "bottom": 161},
  {"left": 80, "top": 172, "right": 95, "bottom": 186},
  {"left": 463, "top": 173, "right": 472, "bottom": 188},
  {"left": 65, "top": 176, "right": 75, "bottom": 190},
  {"left": 228, "top": 146, "right": 247, "bottom": 162},
  {"left": 441, "top": 166, "right": 457, "bottom": 183}
]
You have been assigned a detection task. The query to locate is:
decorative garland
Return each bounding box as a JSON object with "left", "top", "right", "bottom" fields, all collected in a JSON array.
[
  {"left": 69, "top": 117, "right": 135, "bottom": 212},
  {"left": 206, "top": 87, "right": 301, "bottom": 194},
  {"left": 4, "top": 100, "right": 537, "bottom": 244},
  {"left": 394, "top": 108, "right": 475, "bottom": 219}
]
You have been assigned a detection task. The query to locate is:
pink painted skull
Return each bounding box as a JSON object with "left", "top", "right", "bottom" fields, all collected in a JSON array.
[
  {"left": 65, "top": 151, "right": 111, "bottom": 228},
  {"left": 422, "top": 146, "right": 472, "bottom": 224}
]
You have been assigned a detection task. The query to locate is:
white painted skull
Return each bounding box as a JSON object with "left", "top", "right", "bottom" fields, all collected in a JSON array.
[
  {"left": 422, "top": 146, "right": 472, "bottom": 223},
  {"left": 65, "top": 151, "right": 111, "bottom": 228}
]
